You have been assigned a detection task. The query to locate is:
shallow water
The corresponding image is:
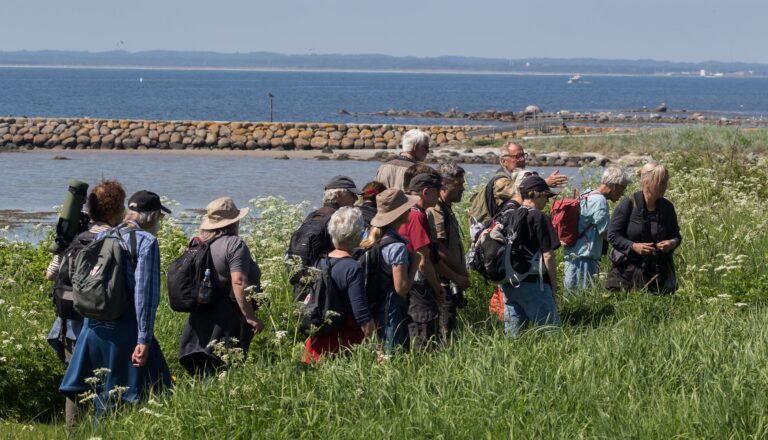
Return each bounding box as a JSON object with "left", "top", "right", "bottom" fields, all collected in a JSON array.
[{"left": 0, "top": 151, "right": 586, "bottom": 217}]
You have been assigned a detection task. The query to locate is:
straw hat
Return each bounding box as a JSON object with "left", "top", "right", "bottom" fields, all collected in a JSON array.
[
  {"left": 200, "top": 197, "right": 249, "bottom": 230},
  {"left": 370, "top": 189, "right": 420, "bottom": 228}
]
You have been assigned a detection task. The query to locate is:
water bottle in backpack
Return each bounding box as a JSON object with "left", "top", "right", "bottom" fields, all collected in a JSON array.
[{"left": 198, "top": 268, "right": 213, "bottom": 305}]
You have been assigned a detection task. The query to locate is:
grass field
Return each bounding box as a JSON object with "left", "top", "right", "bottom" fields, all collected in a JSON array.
[{"left": 1, "top": 127, "right": 767, "bottom": 439}]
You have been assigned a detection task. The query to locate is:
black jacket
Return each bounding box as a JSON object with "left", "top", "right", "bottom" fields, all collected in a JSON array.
[{"left": 608, "top": 191, "right": 682, "bottom": 266}]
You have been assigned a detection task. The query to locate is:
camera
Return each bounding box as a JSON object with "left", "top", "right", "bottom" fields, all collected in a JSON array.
[{"left": 448, "top": 282, "right": 467, "bottom": 308}]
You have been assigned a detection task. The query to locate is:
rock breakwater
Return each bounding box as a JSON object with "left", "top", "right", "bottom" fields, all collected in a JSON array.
[{"left": 0, "top": 117, "right": 632, "bottom": 154}]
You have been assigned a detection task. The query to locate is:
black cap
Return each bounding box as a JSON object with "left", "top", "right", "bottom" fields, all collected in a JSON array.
[
  {"left": 518, "top": 175, "right": 556, "bottom": 198},
  {"left": 325, "top": 175, "right": 362, "bottom": 195},
  {"left": 408, "top": 173, "right": 442, "bottom": 192},
  {"left": 127, "top": 190, "right": 172, "bottom": 214}
]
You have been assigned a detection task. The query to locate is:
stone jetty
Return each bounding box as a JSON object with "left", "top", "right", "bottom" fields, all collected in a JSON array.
[
  {"left": 0, "top": 116, "right": 624, "bottom": 152},
  {"left": 0, "top": 117, "right": 646, "bottom": 166}
]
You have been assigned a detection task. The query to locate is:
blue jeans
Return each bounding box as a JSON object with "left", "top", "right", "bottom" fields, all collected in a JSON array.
[
  {"left": 501, "top": 282, "right": 560, "bottom": 337},
  {"left": 376, "top": 291, "right": 409, "bottom": 353},
  {"left": 563, "top": 256, "right": 600, "bottom": 292}
]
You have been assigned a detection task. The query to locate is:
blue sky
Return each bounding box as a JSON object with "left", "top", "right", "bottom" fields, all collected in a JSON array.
[{"left": 2, "top": 0, "right": 765, "bottom": 63}]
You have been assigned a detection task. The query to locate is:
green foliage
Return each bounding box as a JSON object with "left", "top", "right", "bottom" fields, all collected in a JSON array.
[
  {"left": 0, "top": 236, "right": 65, "bottom": 421},
  {"left": 518, "top": 126, "right": 768, "bottom": 156},
  {"left": 1, "top": 128, "right": 768, "bottom": 437}
]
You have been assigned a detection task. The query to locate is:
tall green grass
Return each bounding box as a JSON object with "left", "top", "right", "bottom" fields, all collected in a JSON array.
[
  {"left": 2, "top": 127, "right": 768, "bottom": 438},
  {"left": 488, "top": 126, "right": 768, "bottom": 156}
]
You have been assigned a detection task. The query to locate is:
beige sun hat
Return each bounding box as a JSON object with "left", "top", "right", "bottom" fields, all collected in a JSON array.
[
  {"left": 370, "top": 189, "right": 420, "bottom": 228},
  {"left": 200, "top": 197, "right": 250, "bottom": 231}
]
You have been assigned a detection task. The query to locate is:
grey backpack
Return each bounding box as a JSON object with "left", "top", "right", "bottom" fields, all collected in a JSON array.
[{"left": 72, "top": 225, "right": 137, "bottom": 321}]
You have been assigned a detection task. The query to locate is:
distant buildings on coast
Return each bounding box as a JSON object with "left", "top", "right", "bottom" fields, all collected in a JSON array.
[{"left": 660, "top": 69, "right": 755, "bottom": 78}]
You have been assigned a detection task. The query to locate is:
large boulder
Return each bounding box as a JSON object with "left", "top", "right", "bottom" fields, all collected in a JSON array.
[
  {"left": 310, "top": 137, "right": 328, "bottom": 149},
  {"left": 524, "top": 105, "right": 542, "bottom": 115}
]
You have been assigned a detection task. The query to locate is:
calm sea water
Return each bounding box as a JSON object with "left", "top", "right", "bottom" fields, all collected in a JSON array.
[
  {"left": 0, "top": 151, "right": 584, "bottom": 217},
  {"left": 1, "top": 67, "right": 767, "bottom": 123}
]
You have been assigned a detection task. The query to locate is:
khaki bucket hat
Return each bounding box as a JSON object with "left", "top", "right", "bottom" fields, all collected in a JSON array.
[
  {"left": 200, "top": 197, "right": 249, "bottom": 231},
  {"left": 370, "top": 189, "right": 420, "bottom": 228}
]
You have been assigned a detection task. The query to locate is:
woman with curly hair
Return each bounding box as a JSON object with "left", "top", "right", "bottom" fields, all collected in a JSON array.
[{"left": 45, "top": 179, "right": 126, "bottom": 426}]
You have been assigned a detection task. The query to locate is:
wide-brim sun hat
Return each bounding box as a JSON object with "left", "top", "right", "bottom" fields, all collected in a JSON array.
[
  {"left": 200, "top": 196, "right": 250, "bottom": 230},
  {"left": 370, "top": 188, "right": 420, "bottom": 228}
]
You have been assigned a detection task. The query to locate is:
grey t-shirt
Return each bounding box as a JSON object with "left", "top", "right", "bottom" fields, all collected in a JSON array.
[{"left": 209, "top": 235, "right": 261, "bottom": 291}]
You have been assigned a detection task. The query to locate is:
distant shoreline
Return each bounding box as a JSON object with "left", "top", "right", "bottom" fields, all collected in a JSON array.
[{"left": 1, "top": 63, "right": 764, "bottom": 78}]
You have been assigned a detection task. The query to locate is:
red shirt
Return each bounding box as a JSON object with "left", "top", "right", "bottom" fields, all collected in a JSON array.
[{"left": 398, "top": 207, "right": 432, "bottom": 253}]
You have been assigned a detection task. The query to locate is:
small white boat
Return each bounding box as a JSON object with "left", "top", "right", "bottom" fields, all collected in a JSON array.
[{"left": 567, "top": 74, "right": 582, "bottom": 84}]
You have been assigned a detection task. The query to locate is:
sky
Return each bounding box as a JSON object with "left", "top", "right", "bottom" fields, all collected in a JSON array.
[{"left": 2, "top": 0, "right": 766, "bottom": 63}]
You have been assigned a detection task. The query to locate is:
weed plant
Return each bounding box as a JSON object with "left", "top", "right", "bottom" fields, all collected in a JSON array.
[{"left": 1, "top": 128, "right": 767, "bottom": 438}]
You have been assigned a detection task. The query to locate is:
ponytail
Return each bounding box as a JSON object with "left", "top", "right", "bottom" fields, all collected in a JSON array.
[{"left": 360, "top": 226, "right": 384, "bottom": 250}]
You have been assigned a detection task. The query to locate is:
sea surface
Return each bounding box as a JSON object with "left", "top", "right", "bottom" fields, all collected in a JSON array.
[
  {"left": 1, "top": 67, "right": 768, "bottom": 124},
  {"left": 0, "top": 151, "right": 585, "bottom": 215}
]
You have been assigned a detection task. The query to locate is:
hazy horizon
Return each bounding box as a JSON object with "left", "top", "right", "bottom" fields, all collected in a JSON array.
[
  {"left": 0, "top": 49, "right": 763, "bottom": 67},
  {"left": 2, "top": 0, "right": 766, "bottom": 64}
]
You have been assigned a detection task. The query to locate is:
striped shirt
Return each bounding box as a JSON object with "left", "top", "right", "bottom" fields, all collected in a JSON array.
[{"left": 46, "top": 223, "right": 111, "bottom": 279}]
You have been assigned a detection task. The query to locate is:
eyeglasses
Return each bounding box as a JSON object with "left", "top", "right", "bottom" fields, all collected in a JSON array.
[{"left": 502, "top": 153, "right": 528, "bottom": 160}]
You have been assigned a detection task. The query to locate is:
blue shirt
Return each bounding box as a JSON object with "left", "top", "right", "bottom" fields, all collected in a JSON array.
[
  {"left": 564, "top": 190, "right": 610, "bottom": 261},
  {"left": 98, "top": 221, "right": 161, "bottom": 345}
]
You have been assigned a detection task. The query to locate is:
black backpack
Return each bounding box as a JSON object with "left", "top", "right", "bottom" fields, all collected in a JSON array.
[
  {"left": 166, "top": 236, "right": 223, "bottom": 312},
  {"left": 467, "top": 207, "right": 537, "bottom": 284},
  {"left": 287, "top": 206, "right": 335, "bottom": 268},
  {"left": 295, "top": 257, "right": 346, "bottom": 336},
  {"left": 356, "top": 235, "right": 405, "bottom": 311},
  {"left": 52, "top": 230, "right": 96, "bottom": 321}
]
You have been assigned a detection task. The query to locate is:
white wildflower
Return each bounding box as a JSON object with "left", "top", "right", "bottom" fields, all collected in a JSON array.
[
  {"left": 138, "top": 407, "right": 162, "bottom": 418},
  {"left": 108, "top": 386, "right": 130, "bottom": 397},
  {"left": 78, "top": 392, "right": 97, "bottom": 404},
  {"left": 0, "top": 357, "right": 6, "bottom": 362},
  {"left": 734, "top": 302, "right": 748, "bottom": 308},
  {"left": 275, "top": 330, "right": 288, "bottom": 341},
  {"left": 93, "top": 367, "right": 111, "bottom": 377},
  {"left": 717, "top": 294, "right": 732, "bottom": 299}
]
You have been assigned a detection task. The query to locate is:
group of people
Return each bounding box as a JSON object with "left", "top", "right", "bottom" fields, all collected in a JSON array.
[
  {"left": 44, "top": 128, "right": 682, "bottom": 424},
  {"left": 46, "top": 185, "right": 262, "bottom": 424}
]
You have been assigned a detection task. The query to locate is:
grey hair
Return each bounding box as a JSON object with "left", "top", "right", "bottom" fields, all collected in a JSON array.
[
  {"left": 601, "top": 167, "right": 631, "bottom": 186},
  {"left": 323, "top": 189, "right": 346, "bottom": 204},
  {"left": 124, "top": 209, "right": 161, "bottom": 225},
  {"left": 199, "top": 222, "right": 239, "bottom": 242},
  {"left": 401, "top": 129, "right": 430, "bottom": 153},
  {"left": 327, "top": 207, "right": 364, "bottom": 250},
  {"left": 498, "top": 140, "right": 523, "bottom": 157},
  {"left": 436, "top": 161, "right": 466, "bottom": 182}
]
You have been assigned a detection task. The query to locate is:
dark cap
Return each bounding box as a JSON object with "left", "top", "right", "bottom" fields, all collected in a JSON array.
[
  {"left": 325, "top": 175, "right": 362, "bottom": 195},
  {"left": 518, "top": 175, "right": 556, "bottom": 198},
  {"left": 127, "top": 190, "right": 172, "bottom": 214},
  {"left": 408, "top": 173, "right": 442, "bottom": 192}
]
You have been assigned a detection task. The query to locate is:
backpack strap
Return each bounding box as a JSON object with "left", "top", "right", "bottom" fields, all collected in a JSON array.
[
  {"left": 128, "top": 229, "right": 138, "bottom": 267},
  {"left": 575, "top": 189, "right": 603, "bottom": 240},
  {"left": 484, "top": 174, "right": 506, "bottom": 219}
]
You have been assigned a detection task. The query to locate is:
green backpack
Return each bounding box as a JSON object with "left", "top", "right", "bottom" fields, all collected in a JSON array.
[{"left": 72, "top": 225, "right": 137, "bottom": 321}]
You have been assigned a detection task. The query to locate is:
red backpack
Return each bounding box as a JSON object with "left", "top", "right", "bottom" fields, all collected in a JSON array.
[{"left": 550, "top": 189, "right": 599, "bottom": 247}]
